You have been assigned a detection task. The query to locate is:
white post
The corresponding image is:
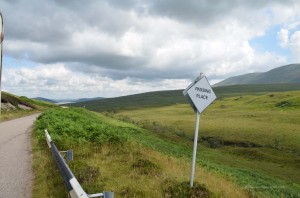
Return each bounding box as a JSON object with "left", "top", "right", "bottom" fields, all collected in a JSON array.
[{"left": 190, "top": 110, "right": 200, "bottom": 187}]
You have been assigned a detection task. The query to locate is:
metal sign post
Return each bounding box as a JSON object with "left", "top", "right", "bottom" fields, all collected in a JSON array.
[
  {"left": 183, "top": 73, "right": 216, "bottom": 187},
  {"left": 0, "top": 12, "right": 4, "bottom": 117},
  {"left": 190, "top": 110, "right": 200, "bottom": 187}
]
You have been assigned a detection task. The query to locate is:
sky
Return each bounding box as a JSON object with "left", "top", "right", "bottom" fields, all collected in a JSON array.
[{"left": 0, "top": 0, "right": 300, "bottom": 99}]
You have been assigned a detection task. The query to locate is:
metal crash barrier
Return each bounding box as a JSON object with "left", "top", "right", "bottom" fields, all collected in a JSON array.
[{"left": 45, "top": 129, "right": 114, "bottom": 198}]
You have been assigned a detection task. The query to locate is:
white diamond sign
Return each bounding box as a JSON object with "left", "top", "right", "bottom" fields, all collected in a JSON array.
[{"left": 186, "top": 76, "right": 216, "bottom": 113}]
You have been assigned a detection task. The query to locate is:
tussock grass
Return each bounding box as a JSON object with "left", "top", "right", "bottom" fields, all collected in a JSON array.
[{"left": 117, "top": 91, "right": 300, "bottom": 197}]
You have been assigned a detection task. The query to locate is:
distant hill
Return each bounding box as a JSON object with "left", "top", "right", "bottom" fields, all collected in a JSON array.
[
  {"left": 68, "top": 90, "right": 187, "bottom": 112},
  {"left": 74, "top": 97, "right": 104, "bottom": 103},
  {"left": 214, "top": 64, "right": 300, "bottom": 86},
  {"left": 33, "top": 97, "right": 57, "bottom": 103},
  {"left": 68, "top": 84, "right": 300, "bottom": 112}
]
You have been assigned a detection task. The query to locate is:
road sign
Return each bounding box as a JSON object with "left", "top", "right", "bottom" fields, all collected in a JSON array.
[
  {"left": 183, "top": 74, "right": 216, "bottom": 187},
  {"left": 186, "top": 76, "right": 216, "bottom": 113}
]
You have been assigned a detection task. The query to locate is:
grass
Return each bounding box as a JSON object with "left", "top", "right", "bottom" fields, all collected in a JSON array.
[
  {"left": 32, "top": 90, "right": 300, "bottom": 197},
  {"left": 32, "top": 108, "right": 249, "bottom": 197},
  {"left": 117, "top": 91, "right": 300, "bottom": 151},
  {"left": 116, "top": 91, "right": 300, "bottom": 197},
  {"left": 1, "top": 109, "right": 42, "bottom": 121}
]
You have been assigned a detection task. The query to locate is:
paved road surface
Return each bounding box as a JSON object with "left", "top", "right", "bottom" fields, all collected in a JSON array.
[{"left": 0, "top": 114, "right": 39, "bottom": 198}]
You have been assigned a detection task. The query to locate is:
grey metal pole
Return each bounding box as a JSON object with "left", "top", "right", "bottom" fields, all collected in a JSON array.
[
  {"left": 190, "top": 110, "right": 200, "bottom": 187},
  {"left": 0, "top": 12, "right": 3, "bottom": 118}
]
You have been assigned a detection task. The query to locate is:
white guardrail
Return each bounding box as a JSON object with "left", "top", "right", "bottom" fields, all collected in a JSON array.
[{"left": 45, "top": 129, "right": 114, "bottom": 198}]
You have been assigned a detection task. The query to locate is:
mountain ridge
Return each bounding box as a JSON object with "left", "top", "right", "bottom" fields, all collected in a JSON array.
[
  {"left": 68, "top": 84, "right": 300, "bottom": 112},
  {"left": 214, "top": 64, "right": 300, "bottom": 87}
]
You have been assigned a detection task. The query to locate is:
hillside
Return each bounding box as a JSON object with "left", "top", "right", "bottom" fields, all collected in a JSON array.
[
  {"left": 214, "top": 64, "right": 300, "bottom": 86},
  {"left": 73, "top": 97, "right": 104, "bottom": 103},
  {"left": 1, "top": 91, "right": 57, "bottom": 121},
  {"left": 33, "top": 91, "right": 300, "bottom": 197},
  {"left": 69, "top": 90, "right": 187, "bottom": 112},
  {"left": 33, "top": 108, "right": 249, "bottom": 197},
  {"left": 69, "top": 84, "right": 300, "bottom": 112}
]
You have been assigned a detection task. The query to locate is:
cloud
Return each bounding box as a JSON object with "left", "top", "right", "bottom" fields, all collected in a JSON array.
[
  {"left": 1, "top": 0, "right": 299, "bottom": 98},
  {"left": 277, "top": 28, "right": 300, "bottom": 62},
  {"left": 2, "top": 63, "right": 189, "bottom": 98},
  {"left": 289, "top": 31, "right": 300, "bottom": 62},
  {"left": 277, "top": 29, "right": 289, "bottom": 48}
]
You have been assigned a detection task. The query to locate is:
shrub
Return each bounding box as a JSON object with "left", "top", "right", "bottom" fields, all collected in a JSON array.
[{"left": 35, "top": 108, "right": 140, "bottom": 147}]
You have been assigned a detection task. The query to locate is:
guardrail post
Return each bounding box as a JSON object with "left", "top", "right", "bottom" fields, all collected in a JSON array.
[{"left": 104, "top": 191, "right": 114, "bottom": 198}]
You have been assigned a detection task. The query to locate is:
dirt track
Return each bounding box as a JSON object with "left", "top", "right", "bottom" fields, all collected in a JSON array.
[{"left": 0, "top": 114, "right": 39, "bottom": 198}]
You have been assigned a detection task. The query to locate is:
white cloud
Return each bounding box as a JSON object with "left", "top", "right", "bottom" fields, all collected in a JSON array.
[
  {"left": 289, "top": 31, "right": 300, "bottom": 62},
  {"left": 277, "top": 28, "right": 300, "bottom": 62},
  {"left": 2, "top": 63, "right": 191, "bottom": 98},
  {"left": 277, "top": 29, "right": 289, "bottom": 48}
]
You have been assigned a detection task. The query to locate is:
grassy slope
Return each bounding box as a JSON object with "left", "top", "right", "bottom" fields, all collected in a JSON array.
[
  {"left": 117, "top": 91, "right": 300, "bottom": 197},
  {"left": 214, "top": 64, "right": 300, "bottom": 86},
  {"left": 69, "top": 90, "right": 187, "bottom": 112},
  {"left": 32, "top": 87, "right": 300, "bottom": 197},
  {"left": 33, "top": 108, "right": 248, "bottom": 197},
  {"left": 68, "top": 84, "right": 300, "bottom": 112},
  {"left": 1, "top": 91, "right": 57, "bottom": 121}
]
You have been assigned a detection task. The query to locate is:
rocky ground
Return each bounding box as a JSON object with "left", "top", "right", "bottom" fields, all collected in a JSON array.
[{"left": 1, "top": 102, "right": 33, "bottom": 111}]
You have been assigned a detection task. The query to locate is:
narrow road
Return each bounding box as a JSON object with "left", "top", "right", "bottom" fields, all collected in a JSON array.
[{"left": 0, "top": 114, "right": 39, "bottom": 198}]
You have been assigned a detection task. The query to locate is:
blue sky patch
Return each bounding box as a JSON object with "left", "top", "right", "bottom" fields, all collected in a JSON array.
[
  {"left": 3, "top": 55, "right": 37, "bottom": 69},
  {"left": 249, "top": 25, "right": 290, "bottom": 62}
]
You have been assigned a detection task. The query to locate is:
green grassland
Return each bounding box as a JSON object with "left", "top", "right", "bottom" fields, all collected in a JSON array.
[
  {"left": 0, "top": 91, "right": 57, "bottom": 121},
  {"left": 33, "top": 108, "right": 249, "bottom": 197},
  {"left": 69, "top": 84, "right": 300, "bottom": 112},
  {"left": 116, "top": 91, "right": 300, "bottom": 197},
  {"left": 33, "top": 92, "right": 300, "bottom": 197}
]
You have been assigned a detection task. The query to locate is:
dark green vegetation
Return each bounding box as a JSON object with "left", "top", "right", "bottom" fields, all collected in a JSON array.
[
  {"left": 33, "top": 108, "right": 247, "bottom": 197},
  {"left": 69, "top": 90, "right": 187, "bottom": 111},
  {"left": 1, "top": 91, "right": 57, "bottom": 121},
  {"left": 214, "top": 64, "right": 300, "bottom": 86},
  {"left": 69, "top": 84, "right": 300, "bottom": 112},
  {"left": 35, "top": 108, "right": 132, "bottom": 145}
]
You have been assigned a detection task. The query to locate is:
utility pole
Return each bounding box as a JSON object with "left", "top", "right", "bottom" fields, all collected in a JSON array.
[{"left": 0, "top": 12, "right": 3, "bottom": 118}]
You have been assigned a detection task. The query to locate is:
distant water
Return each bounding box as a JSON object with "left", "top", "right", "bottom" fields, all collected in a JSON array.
[{"left": 56, "top": 101, "right": 74, "bottom": 105}]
